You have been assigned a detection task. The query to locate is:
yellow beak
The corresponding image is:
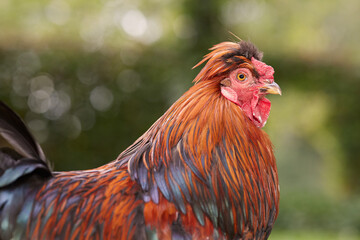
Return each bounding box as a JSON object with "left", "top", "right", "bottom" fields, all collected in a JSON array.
[{"left": 260, "top": 82, "right": 282, "bottom": 95}]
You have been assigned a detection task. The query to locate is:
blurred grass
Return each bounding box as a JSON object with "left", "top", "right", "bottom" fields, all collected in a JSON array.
[{"left": 271, "top": 230, "right": 360, "bottom": 240}]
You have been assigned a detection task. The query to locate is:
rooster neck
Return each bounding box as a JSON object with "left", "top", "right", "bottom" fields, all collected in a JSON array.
[
  {"left": 152, "top": 80, "right": 266, "bottom": 160},
  {"left": 118, "top": 80, "right": 279, "bottom": 239}
]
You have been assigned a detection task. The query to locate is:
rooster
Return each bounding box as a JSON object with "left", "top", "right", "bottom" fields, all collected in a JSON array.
[{"left": 0, "top": 40, "right": 281, "bottom": 240}]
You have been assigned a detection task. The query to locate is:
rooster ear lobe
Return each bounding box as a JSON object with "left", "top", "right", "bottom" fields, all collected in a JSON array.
[{"left": 220, "top": 82, "right": 238, "bottom": 104}]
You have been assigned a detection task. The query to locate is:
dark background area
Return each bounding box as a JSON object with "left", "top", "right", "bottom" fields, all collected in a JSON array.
[{"left": 0, "top": 0, "right": 359, "bottom": 239}]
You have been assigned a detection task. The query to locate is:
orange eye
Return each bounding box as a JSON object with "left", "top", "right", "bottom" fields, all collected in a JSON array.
[{"left": 237, "top": 73, "right": 247, "bottom": 81}]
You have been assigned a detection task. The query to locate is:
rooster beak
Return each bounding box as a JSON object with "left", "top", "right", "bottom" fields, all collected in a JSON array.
[{"left": 260, "top": 82, "right": 282, "bottom": 95}]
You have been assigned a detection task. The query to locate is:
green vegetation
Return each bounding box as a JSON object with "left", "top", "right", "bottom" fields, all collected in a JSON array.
[{"left": 271, "top": 230, "right": 360, "bottom": 240}]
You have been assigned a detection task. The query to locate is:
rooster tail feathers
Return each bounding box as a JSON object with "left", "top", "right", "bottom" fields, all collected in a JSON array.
[
  {"left": 0, "top": 101, "right": 47, "bottom": 163},
  {"left": 0, "top": 101, "right": 52, "bottom": 186},
  {"left": 0, "top": 153, "right": 51, "bottom": 187},
  {"left": 0, "top": 101, "right": 52, "bottom": 239}
]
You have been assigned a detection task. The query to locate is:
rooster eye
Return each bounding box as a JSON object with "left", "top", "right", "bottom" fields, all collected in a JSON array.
[{"left": 237, "top": 73, "right": 247, "bottom": 81}]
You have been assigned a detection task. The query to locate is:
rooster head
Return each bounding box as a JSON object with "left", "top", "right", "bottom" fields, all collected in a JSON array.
[{"left": 193, "top": 41, "right": 281, "bottom": 128}]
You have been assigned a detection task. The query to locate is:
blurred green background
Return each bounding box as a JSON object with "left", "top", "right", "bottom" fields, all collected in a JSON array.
[{"left": 0, "top": 0, "right": 359, "bottom": 239}]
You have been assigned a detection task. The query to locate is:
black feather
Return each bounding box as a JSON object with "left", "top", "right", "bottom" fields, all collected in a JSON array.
[
  {"left": 0, "top": 101, "right": 52, "bottom": 240},
  {"left": 223, "top": 41, "right": 263, "bottom": 61},
  {"left": 154, "top": 163, "right": 172, "bottom": 201},
  {"left": 0, "top": 101, "right": 47, "bottom": 163},
  {"left": 171, "top": 219, "right": 191, "bottom": 240}
]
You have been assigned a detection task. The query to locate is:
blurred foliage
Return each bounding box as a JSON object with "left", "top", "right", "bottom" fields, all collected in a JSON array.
[{"left": 0, "top": 0, "right": 359, "bottom": 238}]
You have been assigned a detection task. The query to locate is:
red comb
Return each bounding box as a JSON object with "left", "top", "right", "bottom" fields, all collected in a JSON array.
[{"left": 251, "top": 57, "right": 274, "bottom": 80}]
